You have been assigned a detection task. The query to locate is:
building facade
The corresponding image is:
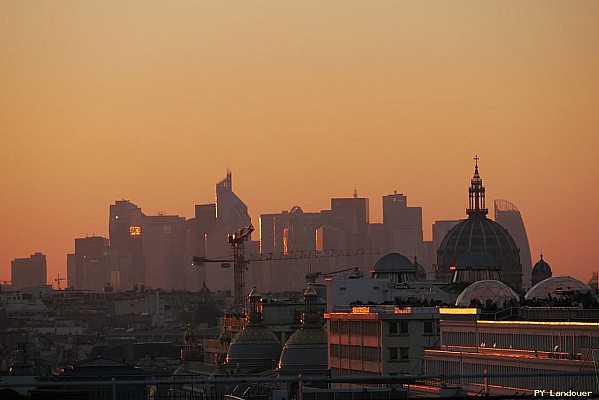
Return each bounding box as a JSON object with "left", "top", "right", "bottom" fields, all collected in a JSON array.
[
  {"left": 142, "top": 215, "right": 186, "bottom": 290},
  {"left": 382, "top": 192, "right": 423, "bottom": 261},
  {"left": 494, "top": 199, "right": 533, "bottom": 289},
  {"left": 67, "top": 236, "right": 110, "bottom": 290},
  {"left": 325, "top": 306, "right": 440, "bottom": 379},
  {"left": 11, "top": 252, "right": 47, "bottom": 289},
  {"left": 425, "top": 316, "right": 599, "bottom": 395}
]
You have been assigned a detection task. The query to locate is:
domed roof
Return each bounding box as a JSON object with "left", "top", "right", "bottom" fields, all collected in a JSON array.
[
  {"left": 304, "top": 285, "right": 318, "bottom": 298},
  {"left": 436, "top": 159, "right": 522, "bottom": 291},
  {"left": 456, "top": 251, "right": 498, "bottom": 269},
  {"left": 226, "top": 325, "right": 281, "bottom": 371},
  {"left": 372, "top": 253, "right": 416, "bottom": 273},
  {"left": 248, "top": 287, "right": 261, "bottom": 300},
  {"left": 278, "top": 328, "right": 327, "bottom": 374},
  {"left": 455, "top": 280, "right": 520, "bottom": 307},
  {"left": 437, "top": 217, "right": 521, "bottom": 290},
  {"left": 525, "top": 276, "right": 591, "bottom": 300},
  {"left": 226, "top": 288, "right": 282, "bottom": 372},
  {"left": 532, "top": 254, "right": 552, "bottom": 274},
  {"left": 278, "top": 284, "right": 327, "bottom": 375}
]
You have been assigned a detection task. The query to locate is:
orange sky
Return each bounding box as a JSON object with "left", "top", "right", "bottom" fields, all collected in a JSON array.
[{"left": 1, "top": 1, "right": 598, "bottom": 285}]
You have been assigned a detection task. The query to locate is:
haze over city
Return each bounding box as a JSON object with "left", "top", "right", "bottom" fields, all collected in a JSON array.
[{"left": 2, "top": 1, "right": 598, "bottom": 284}]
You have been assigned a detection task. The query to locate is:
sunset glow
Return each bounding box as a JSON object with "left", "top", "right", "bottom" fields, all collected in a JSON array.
[{"left": 1, "top": 1, "right": 598, "bottom": 285}]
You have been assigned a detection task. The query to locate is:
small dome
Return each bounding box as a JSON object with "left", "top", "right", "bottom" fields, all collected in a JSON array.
[
  {"left": 304, "top": 285, "right": 318, "bottom": 298},
  {"left": 455, "top": 280, "right": 520, "bottom": 307},
  {"left": 372, "top": 253, "right": 416, "bottom": 273},
  {"left": 532, "top": 254, "right": 552, "bottom": 275},
  {"left": 525, "top": 276, "right": 591, "bottom": 301},
  {"left": 248, "top": 287, "right": 261, "bottom": 300},
  {"left": 226, "top": 288, "right": 281, "bottom": 372},
  {"left": 456, "top": 251, "right": 498, "bottom": 269},
  {"left": 278, "top": 328, "right": 327, "bottom": 375},
  {"left": 226, "top": 326, "right": 281, "bottom": 371},
  {"left": 289, "top": 205, "right": 303, "bottom": 214}
]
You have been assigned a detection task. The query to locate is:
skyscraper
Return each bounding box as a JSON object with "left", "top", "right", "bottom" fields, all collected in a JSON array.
[
  {"left": 321, "top": 196, "right": 370, "bottom": 250},
  {"left": 67, "top": 236, "right": 110, "bottom": 290},
  {"left": 11, "top": 252, "right": 47, "bottom": 289},
  {"left": 382, "top": 192, "right": 423, "bottom": 260},
  {"left": 142, "top": 214, "right": 186, "bottom": 290},
  {"left": 109, "top": 200, "right": 145, "bottom": 290},
  {"left": 494, "top": 199, "right": 533, "bottom": 289},
  {"left": 204, "top": 171, "right": 253, "bottom": 291}
]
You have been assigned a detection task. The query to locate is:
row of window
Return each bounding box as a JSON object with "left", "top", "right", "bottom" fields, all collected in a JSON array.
[
  {"left": 442, "top": 330, "right": 599, "bottom": 353},
  {"left": 388, "top": 347, "right": 409, "bottom": 361},
  {"left": 427, "top": 360, "right": 595, "bottom": 392},
  {"left": 388, "top": 320, "right": 437, "bottom": 335},
  {"left": 330, "top": 345, "right": 380, "bottom": 361},
  {"left": 330, "top": 320, "right": 379, "bottom": 336}
]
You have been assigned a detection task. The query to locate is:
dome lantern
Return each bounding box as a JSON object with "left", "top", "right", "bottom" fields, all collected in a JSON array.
[
  {"left": 248, "top": 287, "right": 263, "bottom": 324},
  {"left": 467, "top": 155, "right": 488, "bottom": 217}
]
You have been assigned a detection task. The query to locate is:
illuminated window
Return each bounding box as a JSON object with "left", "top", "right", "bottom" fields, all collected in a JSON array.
[{"left": 129, "top": 226, "right": 141, "bottom": 236}]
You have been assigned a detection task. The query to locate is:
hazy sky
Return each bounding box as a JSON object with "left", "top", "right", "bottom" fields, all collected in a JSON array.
[{"left": 1, "top": 1, "right": 598, "bottom": 285}]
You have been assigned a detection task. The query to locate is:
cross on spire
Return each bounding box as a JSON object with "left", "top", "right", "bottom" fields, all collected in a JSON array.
[{"left": 467, "top": 155, "right": 487, "bottom": 217}]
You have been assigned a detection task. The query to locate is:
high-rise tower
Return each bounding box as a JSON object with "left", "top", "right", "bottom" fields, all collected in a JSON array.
[
  {"left": 382, "top": 192, "right": 423, "bottom": 260},
  {"left": 11, "top": 252, "right": 47, "bottom": 289},
  {"left": 109, "top": 200, "right": 145, "bottom": 290},
  {"left": 494, "top": 199, "right": 533, "bottom": 289}
]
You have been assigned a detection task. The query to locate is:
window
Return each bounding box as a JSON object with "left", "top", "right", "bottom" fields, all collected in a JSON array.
[
  {"left": 400, "top": 321, "right": 409, "bottom": 334},
  {"left": 391, "top": 321, "right": 408, "bottom": 334},
  {"left": 400, "top": 347, "right": 409, "bottom": 360},
  {"left": 389, "top": 347, "right": 398, "bottom": 360},
  {"left": 330, "top": 321, "right": 339, "bottom": 333},
  {"left": 424, "top": 321, "right": 434, "bottom": 334},
  {"left": 339, "top": 287, "right": 347, "bottom": 291}
]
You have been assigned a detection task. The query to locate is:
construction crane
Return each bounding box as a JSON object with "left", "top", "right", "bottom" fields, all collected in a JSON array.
[
  {"left": 54, "top": 274, "right": 65, "bottom": 290},
  {"left": 193, "top": 225, "right": 254, "bottom": 311},
  {"left": 305, "top": 266, "right": 361, "bottom": 284},
  {"left": 193, "top": 228, "right": 378, "bottom": 311}
]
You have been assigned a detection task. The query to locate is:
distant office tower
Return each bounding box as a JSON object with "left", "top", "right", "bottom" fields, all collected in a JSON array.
[
  {"left": 185, "top": 203, "right": 217, "bottom": 291},
  {"left": 188, "top": 204, "right": 216, "bottom": 259},
  {"left": 202, "top": 171, "right": 253, "bottom": 291},
  {"left": 428, "top": 220, "right": 460, "bottom": 276},
  {"left": 142, "top": 214, "right": 186, "bottom": 290},
  {"left": 383, "top": 192, "right": 423, "bottom": 261},
  {"left": 109, "top": 200, "right": 145, "bottom": 290},
  {"left": 321, "top": 196, "right": 370, "bottom": 250},
  {"left": 11, "top": 252, "right": 47, "bottom": 289},
  {"left": 369, "top": 223, "right": 386, "bottom": 255},
  {"left": 67, "top": 236, "right": 110, "bottom": 290},
  {"left": 260, "top": 207, "right": 321, "bottom": 254},
  {"left": 315, "top": 225, "right": 346, "bottom": 251},
  {"left": 494, "top": 199, "right": 533, "bottom": 289}
]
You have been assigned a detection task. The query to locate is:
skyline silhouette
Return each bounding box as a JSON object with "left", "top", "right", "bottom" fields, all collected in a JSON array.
[{"left": 1, "top": 2, "right": 598, "bottom": 285}]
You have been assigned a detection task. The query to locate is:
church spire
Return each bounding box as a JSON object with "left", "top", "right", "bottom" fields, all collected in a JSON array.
[{"left": 466, "top": 155, "right": 488, "bottom": 217}]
